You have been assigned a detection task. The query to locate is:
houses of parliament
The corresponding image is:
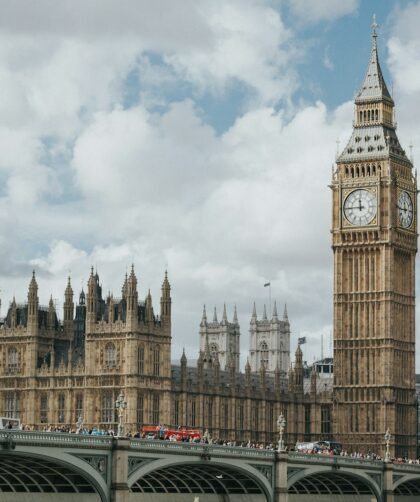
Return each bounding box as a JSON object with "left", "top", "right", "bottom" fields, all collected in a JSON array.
[{"left": 0, "top": 26, "right": 417, "bottom": 457}]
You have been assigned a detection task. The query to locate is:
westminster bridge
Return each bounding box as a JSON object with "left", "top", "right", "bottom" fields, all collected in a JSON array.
[{"left": 0, "top": 431, "right": 420, "bottom": 502}]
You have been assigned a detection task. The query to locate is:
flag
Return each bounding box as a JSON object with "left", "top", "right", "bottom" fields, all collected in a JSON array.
[
  {"left": 298, "top": 336, "right": 307, "bottom": 345},
  {"left": 264, "top": 282, "right": 270, "bottom": 287}
]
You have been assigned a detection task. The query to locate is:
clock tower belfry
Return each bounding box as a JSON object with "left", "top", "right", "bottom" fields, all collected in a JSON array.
[{"left": 332, "top": 21, "right": 417, "bottom": 456}]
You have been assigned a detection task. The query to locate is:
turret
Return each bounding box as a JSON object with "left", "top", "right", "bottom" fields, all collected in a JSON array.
[
  {"left": 47, "top": 296, "right": 55, "bottom": 331},
  {"left": 283, "top": 303, "right": 288, "bottom": 323},
  {"left": 251, "top": 302, "right": 257, "bottom": 324},
  {"left": 272, "top": 300, "right": 278, "bottom": 323},
  {"left": 107, "top": 294, "right": 115, "bottom": 323},
  {"left": 10, "top": 297, "right": 17, "bottom": 328},
  {"left": 200, "top": 305, "right": 207, "bottom": 327},
  {"left": 245, "top": 358, "right": 251, "bottom": 387},
  {"left": 160, "top": 270, "right": 171, "bottom": 333},
  {"left": 221, "top": 303, "right": 227, "bottom": 325},
  {"left": 310, "top": 364, "right": 317, "bottom": 396},
  {"left": 233, "top": 305, "right": 238, "bottom": 325},
  {"left": 180, "top": 348, "right": 187, "bottom": 390},
  {"left": 145, "top": 290, "right": 154, "bottom": 323},
  {"left": 212, "top": 306, "right": 218, "bottom": 323},
  {"left": 63, "top": 276, "right": 74, "bottom": 334},
  {"left": 293, "top": 344, "right": 304, "bottom": 393},
  {"left": 126, "top": 265, "right": 138, "bottom": 330},
  {"left": 262, "top": 304, "right": 267, "bottom": 321},
  {"left": 86, "top": 267, "right": 97, "bottom": 332},
  {"left": 27, "top": 271, "right": 39, "bottom": 333}
]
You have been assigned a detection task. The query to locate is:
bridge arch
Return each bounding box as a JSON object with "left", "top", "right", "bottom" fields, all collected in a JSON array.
[
  {"left": 288, "top": 468, "right": 381, "bottom": 501},
  {"left": 129, "top": 458, "right": 272, "bottom": 501},
  {"left": 394, "top": 474, "right": 420, "bottom": 499},
  {"left": 0, "top": 451, "right": 108, "bottom": 502}
]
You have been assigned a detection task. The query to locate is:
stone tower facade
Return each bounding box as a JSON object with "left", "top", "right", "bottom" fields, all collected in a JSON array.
[
  {"left": 249, "top": 301, "right": 290, "bottom": 374},
  {"left": 332, "top": 24, "right": 417, "bottom": 456},
  {"left": 199, "top": 305, "right": 240, "bottom": 370}
]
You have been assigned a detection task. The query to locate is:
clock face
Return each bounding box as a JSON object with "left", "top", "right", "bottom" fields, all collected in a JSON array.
[
  {"left": 343, "top": 189, "right": 377, "bottom": 226},
  {"left": 398, "top": 191, "right": 413, "bottom": 228}
]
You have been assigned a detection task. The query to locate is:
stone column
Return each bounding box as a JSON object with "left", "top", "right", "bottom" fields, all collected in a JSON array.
[
  {"left": 111, "top": 438, "right": 130, "bottom": 502},
  {"left": 274, "top": 452, "right": 288, "bottom": 502},
  {"left": 383, "top": 462, "right": 394, "bottom": 502}
]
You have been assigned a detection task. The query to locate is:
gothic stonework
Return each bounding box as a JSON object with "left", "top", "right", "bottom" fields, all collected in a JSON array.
[
  {"left": 332, "top": 24, "right": 417, "bottom": 456},
  {"left": 0, "top": 267, "right": 331, "bottom": 447}
]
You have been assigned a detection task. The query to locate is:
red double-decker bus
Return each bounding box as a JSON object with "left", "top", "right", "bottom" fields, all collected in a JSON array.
[{"left": 142, "top": 425, "right": 201, "bottom": 441}]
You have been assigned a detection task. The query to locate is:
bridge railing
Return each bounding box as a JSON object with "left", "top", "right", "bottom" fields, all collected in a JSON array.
[
  {"left": 129, "top": 439, "right": 276, "bottom": 459},
  {"left": 0, "top": 431, "right": 114, "bottom": 448},
  {"left": 288, "top": 452, "right": 383, "bottom": 467}
]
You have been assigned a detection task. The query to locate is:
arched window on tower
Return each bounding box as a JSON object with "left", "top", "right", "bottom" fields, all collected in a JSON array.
[
  {"left": 152, "top": 346, "right": 160, "bottom": 376},
  {"left": 210, "top": 343, "right": 218, "bottom": 360},
  {"left": 104, "top": 343, "right": 116, "bottom": 368},
  {"left": 260, "top": 341, "right": 269, "bottom": 369},
  {"left": 7, "top": 347, "right": 18, "bottom": 372},
  {"left": 138, "top": 346, "right": 144, "bottom": 374}
]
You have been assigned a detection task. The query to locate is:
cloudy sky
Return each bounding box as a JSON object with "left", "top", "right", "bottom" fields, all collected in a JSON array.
[{"left": 1, "top": 0, "right": 419, "bottom": 369}]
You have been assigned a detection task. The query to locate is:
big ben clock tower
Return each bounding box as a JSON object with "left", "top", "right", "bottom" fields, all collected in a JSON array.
[{"left": 332, "top": 20, "right": 417, "bottom": 456}]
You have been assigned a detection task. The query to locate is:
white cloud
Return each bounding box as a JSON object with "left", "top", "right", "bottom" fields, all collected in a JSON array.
[{"left": 288, "top": 0, "right": 359, "bottom": 24}]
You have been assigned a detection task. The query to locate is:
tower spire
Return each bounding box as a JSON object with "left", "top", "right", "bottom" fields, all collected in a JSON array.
[{"left": 213, "top": 306, "right": 218, "bottom": 323}]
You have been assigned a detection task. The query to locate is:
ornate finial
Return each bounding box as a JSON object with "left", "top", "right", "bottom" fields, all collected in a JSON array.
[
  {"left": 372, "top": 14, "right": 378, "bottom": 38},
  {"left": 213, "top": 306, "right": 218, "bottom": 323},
  {"left": 409, "top": 142, "right": 414, "bottom": 163}
]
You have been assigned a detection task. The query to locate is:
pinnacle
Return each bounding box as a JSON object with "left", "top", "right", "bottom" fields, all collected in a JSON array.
[
  {"left": 213, "top": 307, "right": 218, "bottom": 323},
  {"left": 222, "top": 303, "right": 227, "bottom": 322},
  {"left": 272, "top": 300, "right": 278, "bottom": 320},
  {"left": 233, "top": 304, "right": 238, "bottom": 324},
  {"left": 262, "top": 304, "right": 267, "bottom": 320}
]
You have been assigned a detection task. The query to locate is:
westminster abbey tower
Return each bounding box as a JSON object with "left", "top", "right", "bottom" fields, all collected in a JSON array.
[{"left": 332, "top": 23, "right": 417, "bottom": 456}]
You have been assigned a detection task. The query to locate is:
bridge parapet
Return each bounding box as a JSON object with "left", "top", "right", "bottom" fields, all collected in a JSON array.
[
  {"left": 288, "top": 452, "right": 383, "bottom": 468},
  {"left": 0, "top": 430, "right": 113, "bottom": 448},
  {"left": 129, "top": 438, "right": 275, "bottom": 459}
]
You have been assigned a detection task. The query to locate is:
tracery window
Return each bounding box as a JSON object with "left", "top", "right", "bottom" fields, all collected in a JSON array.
[
  {"left": 75, "top": 393, "right": 83, "bottom": 423},
  {"left": 151, "top": 394, "right": 160, "bottom": 424},
  {"left": 101, "top": 392, "right": 115, "bottom": 423},
  {"left": 152, "top": 346, "right": 160, "bottom": 377},
  {"left": 7, "top": 347, "right": 18, "bottom": 372},
  {"left": 210, "top": 343, "right": 218, "bottom": 360},
  {"left": 104, "top": 343, "right": 116, "bottom": 368},
  {"left": 138, "top": 346, "right": 144, "bottom": 374},
  {"left": 137, "top": 392, "right": 144, "bottom": 426},
  {"left": 58, "top": 394, "right": 65, "bottom": 423},
  {"left": 260, "top": 341, "right": 269, "bottom": 369},
  {"left": 40, "top": 395, "right": 48, "bottom": 423},
  {"left": 4, "top": 392, "right": 20, "bottom": 419}
]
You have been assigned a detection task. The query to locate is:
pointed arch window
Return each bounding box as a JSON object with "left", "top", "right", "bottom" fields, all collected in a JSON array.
[
  {"left": 152, "top": 346, "right": 160, "bottom": 376},
  {"left": 260, "top": 341, "right": 269, "bottom": 369},
  {"left": 210, "top": 343, "right": 218, "bottom": 360},
  {"left": 138, "top": 346, "right": 144, "bottom": 374},
  {"left": 58, "top": 394, "right": 65, "bottom": 423},
  {"left": 7, "top": 347, "right": 18, "bottom": 372},
  {"left": 104, "top": 343, "right": 116, "bottom": 368}
]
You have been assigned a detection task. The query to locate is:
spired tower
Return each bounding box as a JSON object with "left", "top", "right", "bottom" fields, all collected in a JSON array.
[{"left": 332, "top": 21, "right": 417, "bottom": 456}]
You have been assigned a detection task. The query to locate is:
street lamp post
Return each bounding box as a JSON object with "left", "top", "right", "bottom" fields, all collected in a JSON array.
[
  {"left": 76, "top": 415, "right": 84, "bottom": 434},
  {"left": 384, "top": 429, "right": 391, "bottom": 462},
  {"left": 277, "top": 413, "right": 286, "bottom": 452},
  {"left": 115, "top": 392, "right": 127, "bottom": 437}
]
